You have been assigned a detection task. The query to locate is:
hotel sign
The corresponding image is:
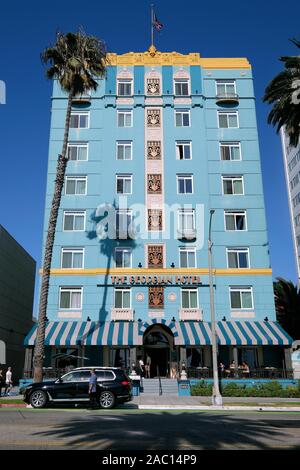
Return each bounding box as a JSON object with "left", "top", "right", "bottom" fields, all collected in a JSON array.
[{"left": 111, "top": 275, "right": 201, "bottom": 286}]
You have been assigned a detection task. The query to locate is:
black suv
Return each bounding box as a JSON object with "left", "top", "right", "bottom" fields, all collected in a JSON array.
[{"left": 23, "top": 367, "right": 132, "bottom": 409}]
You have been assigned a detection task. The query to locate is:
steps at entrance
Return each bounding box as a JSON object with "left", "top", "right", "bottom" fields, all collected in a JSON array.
[{"left": 141, "top": 379, "right": 178, "bottom": 395}]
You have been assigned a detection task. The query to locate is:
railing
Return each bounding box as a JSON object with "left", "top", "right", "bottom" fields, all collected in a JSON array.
[
  {"left": 216, "top": 93, "right": 239, "bottom": 103},
  {"left": 179, "top": 308, "right": 203, "bottom": 321},
  {"left": 157, "top": 365, "right": 162, "bottom": 395},
  {"left": 111, "top": 308, "right": 134, "bottom": 321},
  {"left": 187, "top": 367, "right": 294, "bottom": 380},
  {"left": 177, "top": 229, "right": 197, "bottom": 240}
]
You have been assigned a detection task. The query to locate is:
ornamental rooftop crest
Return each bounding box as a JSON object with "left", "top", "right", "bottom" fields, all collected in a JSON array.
[{"left": 106, "top": 45, "right": 251, "bottom": 68}]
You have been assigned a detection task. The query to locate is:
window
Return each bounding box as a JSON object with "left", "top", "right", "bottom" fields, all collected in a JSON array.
[
  {"left": 225, "top": 210, "right": 247, "bottom": 231},
  {"left": 179, "top": 248, "right": 196, "bottom": 268},
  {"left": 216, "top": 80, "right": 236, "bottom": 96},
  {"left": 115, "top": 248, "right": 132, "bottom": 268},
  {"left": 116, "top": 141, "right": 132, "bottom": 160},
  {"left": 117, "top": 110, "right": 132, "bottom": 127},
  {"left": 70, "top": 112, "right": 89, "bottom": 129},
  {"left": 227, "top": 248, "right": 250, "bottom": 268},
  {"left": 176, "top": 141, "right": 192, "bottom": 160},
  {"left": 220, "top": 142, "right": 241, "bottom": 161},
  {"left": 59, "top": 287, "right": 82, "bottom": 310},
  {"left": 117, "top": 80, "right": 133, "bottom": 96},
  {"left": 63, "top": 211, "right": 85, "bottom": 231},
  {"left": 177, "top": 174, "right": 193, "bottom": 194},
  {"left": 174, "top": 79, "right": 189, "bottom": 96},
  {"left": 116, "top": 174, "right": 132, "bottom": 194},
  {"left": 218, "top": 111, "right": 239, "bottom": 128},
  {"left": 116, "top": 210, "right": 133, "bottom": 238},
  {"left": 181, "top": 288, "right": 198, "bottom": 309},
  {"left": 175, "top": 109, "right": 190, "bottom": 127},
  {"left": 222, "top": 176, "right": 244, "bottom": 195},
  {"left": 114, "top": 288, "right": 131, "bottom": 308},
  {"left": 230, "top": 287, "right": 253, "bottom": 310},
  {"left": 178, "top": 209, "right": 196, "bottom": 232},
  {"left": 61, "top": 248, "right": 84, "bottom": 269},
  {"left": 65, "top": 176, "right": 87, "bottom": 195},
  {"left": 67, "top": 143, "right": 88, "bottom": 161}
]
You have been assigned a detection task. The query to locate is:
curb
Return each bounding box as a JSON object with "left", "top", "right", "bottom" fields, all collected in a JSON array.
[
  {"left": 0, "top": 404, "right": 27, "bottom": 408},
  {"left": 138, "top": 405, "right": 300, "bottom": 411}
]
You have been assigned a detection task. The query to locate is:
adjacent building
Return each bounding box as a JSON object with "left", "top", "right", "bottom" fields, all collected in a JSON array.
[
  {"left": 280, "top": 128, "right": 300, "bottom": 283},
  {"left": 25, "top": 46, "right": 292, "bottom": 377},
  {"left": 0, "top": 225, "right": 35, "bottom": 379}
]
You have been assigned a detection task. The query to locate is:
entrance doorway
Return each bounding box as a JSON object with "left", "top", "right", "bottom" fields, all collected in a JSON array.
[{"left": 142, "top": 326, "right": 174, "bottom": 378}]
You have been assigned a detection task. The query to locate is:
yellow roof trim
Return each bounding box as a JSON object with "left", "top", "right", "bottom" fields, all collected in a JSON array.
[
  {"left": 39, "top": 268, "right": 271, "bottom": 276},
  {"left": 106, "top": 50, "right": 251, "bottom": 69}
]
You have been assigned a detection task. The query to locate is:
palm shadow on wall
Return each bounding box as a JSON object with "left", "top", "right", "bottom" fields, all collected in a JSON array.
[{"left": 86, "top": 200, "right": 138, "bottom": 322}]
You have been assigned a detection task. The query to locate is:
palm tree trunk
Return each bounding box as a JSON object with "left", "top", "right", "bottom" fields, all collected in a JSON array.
[{"left": 33, "top": 89, "right": 74, "bottom": 383}]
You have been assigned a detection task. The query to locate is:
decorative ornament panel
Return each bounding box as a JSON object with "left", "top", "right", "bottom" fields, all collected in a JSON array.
[
  {"left": 148, "top": 287, "right": 164, "bottom": 308},
  {"left": 147, "top": 174, "right": 162, "bottom": 194},
  {"left": 147, "top": 78, "right": 160, "bottom": 95},
  {"left": 136, "top": 293, "right": 145, "bottom": 302},
  {"left": 147, "top": 109, "right": 161, "bottom": 127},
  {"left": 168, "top": 292, "right": 177, "bottom": 302},
  {"left": 148, "top": 209, "right": 163, "bottom": 231},
  {"left": 148, "top": 245, "right": 164, "bottom": 268},
  {"left": 147, "top": 141, "right": 161, "bottom": 160}
]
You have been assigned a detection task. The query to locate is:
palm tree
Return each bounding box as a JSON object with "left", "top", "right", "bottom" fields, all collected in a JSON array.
[
  {"left": 263, "top": 38, "right": 300, "bottom": 147},
  {"left": 33, "top": 30, "right": 107, "bottom": 383},
  {"left": 274, "top": 277, "right": 300, "bottom": 339}
]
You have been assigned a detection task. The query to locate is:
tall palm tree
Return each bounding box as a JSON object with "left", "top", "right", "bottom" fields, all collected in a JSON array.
[
  {"left": 263, "top": 38, "right": 300, "bottom": 147},
  {"left": 274, "top": 277, "right": 300, "bottom": 339},
  {"left": 33, "top": 30, "right": 107, "bottom": 383}
]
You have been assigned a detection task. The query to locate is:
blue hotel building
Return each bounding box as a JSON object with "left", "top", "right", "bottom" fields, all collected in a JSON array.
[{"left": 25, "top": 46, "right": 292, "bottom": 377}]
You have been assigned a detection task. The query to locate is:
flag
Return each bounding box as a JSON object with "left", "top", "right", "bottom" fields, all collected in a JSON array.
[{"left": 153, "top": 13, "right": 163, "bottom": 31}]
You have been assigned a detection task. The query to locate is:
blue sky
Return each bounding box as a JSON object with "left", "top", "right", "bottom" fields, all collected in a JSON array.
[{"left": 0, "top": 0, "right": 299, "bottom": 313}]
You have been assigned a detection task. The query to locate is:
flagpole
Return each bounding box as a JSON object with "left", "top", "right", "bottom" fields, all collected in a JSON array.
[{"left": 151, "top": 4, "right": 154, "bottom": 46}]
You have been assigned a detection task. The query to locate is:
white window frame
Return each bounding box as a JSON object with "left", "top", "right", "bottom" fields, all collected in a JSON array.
[
  {"left": 178, "top": 209, "right": 196, "bottom": 232},
  {"left": 215, "top": 80, "right": 237, "bottom": 96},
  {"left": 67, "top": 142, "right": 89, "bottom": 161},
  {"left": 229, "top": 286, "right": 254, "bottom": 310},
  {"left": 117, "top": 79, "right": 133, "bottom": 97},
  {"left": 224, "top": 210, "right": 247, "bottom": 231},
  {"left": 61, "top": 248, "right": 85, "bottom": 269},
  {"left": 174, "top": 79, "right": 190, "bottom": 97},
  {"left": 181, "top": 288, "right": 199, "bottom": 309},
  {"left": 70, "top": 112, "right": 90, "bottom": 129},
  {"left": 218, "top": 111, "right": 239, "bottom": 129},
  {"left": 116, "top": 174, "right": 133, "bottom": 195},
  {"left": 65, "top": 176, "right": 87, "bottom": 196},
  {"left": 175, "top": 109, "right": 191, "bottom": 127},
  {"left": 219, "top": 142, "right": 241, "bottom": 161},
  {"left": 226, "top": 248, "right": 250, "bottom": 269},
  {"left": 59, "top": 287, "right": 83, "bottom": 310},
  {"left": 179, "top": 247, "right": 197, "bottom": 268},
  {"left": 176, "top": 141, "right": 192, "bottom": 160},
  {"left": 116, "top": 141, "right": 133, "bottom": 160},
  {"left": 116, "top": 209, "right": 133, "bottom": 237},
  {"left": 177, "top": 174, "right": 194, "bottom": 194},
  {"left": 115, "top": 247, "right": 132, "bottom": 268},
  {"left": 117, "top": 109, "right": 133, "bottom": 127},
  {"left": 222, "top": 175, "right": 244, "bottom": 195},
  {"left": 114, "top": 288, "right": 132, "bottom": 308},
  {"left": 63, "top": 211, "right": 86, "bottom": 232}
]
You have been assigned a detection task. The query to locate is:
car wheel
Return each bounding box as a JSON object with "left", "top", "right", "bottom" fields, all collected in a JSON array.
[
  {"left": 99, "top": 391, "right": 115, "bottom": 409},
  {"left": 30, "top": 390, "right": 48, "bottom": 408}
]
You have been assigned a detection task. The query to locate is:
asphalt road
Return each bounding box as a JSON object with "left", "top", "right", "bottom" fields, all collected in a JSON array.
[{"left": 0, "top": 408, "right": 300, "bottom": 450}]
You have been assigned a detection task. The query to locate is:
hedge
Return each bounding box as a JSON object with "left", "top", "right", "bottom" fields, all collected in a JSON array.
[{"left": 190, "top": 380, "right": 300, "bottom": 398}]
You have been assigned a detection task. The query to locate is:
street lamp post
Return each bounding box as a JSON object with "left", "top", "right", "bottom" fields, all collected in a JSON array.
[{"left": 208, "top": 209, "right": 223, "bottom": 406}]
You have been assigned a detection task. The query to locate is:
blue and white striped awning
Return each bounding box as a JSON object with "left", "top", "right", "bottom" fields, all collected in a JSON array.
[
  {"left": 24, "top": 321, "right": 143, "bottom": 346},
  {"left": 24, "top": 320, "right": 293, "bottom": 347}
]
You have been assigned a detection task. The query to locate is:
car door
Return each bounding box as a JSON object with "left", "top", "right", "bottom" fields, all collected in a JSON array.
[
  {"left": 50, "top": 371, "right": 79, "bottom": 401},
  {"left": 75, "top": 371, "right": 91, "bottom": 400}
]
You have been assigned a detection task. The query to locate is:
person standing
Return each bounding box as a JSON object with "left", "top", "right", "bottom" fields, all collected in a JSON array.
[
  {"left": 88, "top": 369, "right": 98, "bottom": 409},
  {"left": 138, "top": 357, "right": 144, "bottom": 377},
  {"left": 145, "top": 354, "right": 151, "bottom": 378},
  {"left": 4, "top": 367, "right": 13, "bottom": 396}
]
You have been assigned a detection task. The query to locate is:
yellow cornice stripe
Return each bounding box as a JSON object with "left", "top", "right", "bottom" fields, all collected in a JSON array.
[
  {"left": 106, "top": 51, "right": 251, "bottom": 69},
  {"left": 39, "top": 268, "right": 272, "bottom": 276}
]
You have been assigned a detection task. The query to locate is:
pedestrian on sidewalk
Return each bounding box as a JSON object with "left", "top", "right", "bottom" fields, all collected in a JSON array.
[
  {"left": 145, "top": 354, "right": 151, "bottom": 378},
  {"left": 88, "top": 369, "right": 98, "bottom": 409},
  {"left": 4, "top": 367, "right": 13, "bottom": 396},
  {"left": 0, "top": 369, "right": 4, "bottom": 396},
  {"left": 138, "top": 357, "right": 144, "bottom": 377}
]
